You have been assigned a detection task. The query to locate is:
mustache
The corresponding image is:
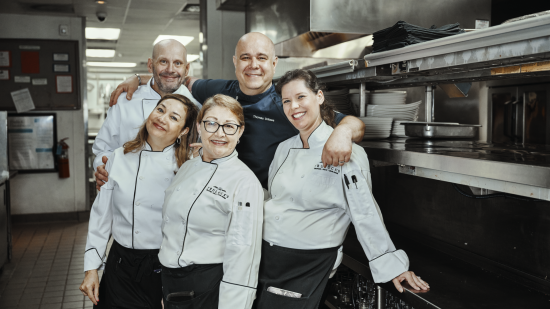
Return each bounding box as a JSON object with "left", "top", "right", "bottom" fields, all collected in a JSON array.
[{"left": 159, "top": 72, "right": 181, "bottom": 78}]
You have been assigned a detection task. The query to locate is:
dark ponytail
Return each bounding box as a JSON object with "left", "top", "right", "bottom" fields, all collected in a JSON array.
[{"left": 275, "top": 69, "right": 336, "bottom": 128}]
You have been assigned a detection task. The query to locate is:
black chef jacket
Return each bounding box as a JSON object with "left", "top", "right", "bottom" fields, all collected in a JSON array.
[{"left": 192, "top": 79, "right": 345, "bottom": 188}]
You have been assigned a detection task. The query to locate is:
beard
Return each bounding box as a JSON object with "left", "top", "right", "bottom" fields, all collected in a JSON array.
[{"left": 152, "top": 67, "right": 184, "bottom": 94}]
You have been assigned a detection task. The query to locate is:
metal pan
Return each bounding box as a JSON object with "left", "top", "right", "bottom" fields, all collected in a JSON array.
[{"left": 401, "top": 122, "right": 481, "bottom": 139}]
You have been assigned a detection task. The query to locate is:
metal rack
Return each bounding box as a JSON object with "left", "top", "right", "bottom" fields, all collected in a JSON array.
[{"left": 310, "top": 15, "right": 550, "bottom": 91}]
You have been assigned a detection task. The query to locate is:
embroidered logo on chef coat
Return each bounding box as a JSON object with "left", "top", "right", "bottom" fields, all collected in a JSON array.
[
  {"left": 313, "top": 162, "right": 340, "bottom": 175},
  {"left": 206, "top": 186, "right": 229, "bottom": 199},
  {"left": 252, "top": 114, "right": 275, "bottom": 122}
]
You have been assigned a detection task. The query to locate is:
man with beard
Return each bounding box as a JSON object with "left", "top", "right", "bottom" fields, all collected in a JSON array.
[
  {"left": 108, "top": 33, "right": 365, "bottom": 189},
  {"left": 93, "top": 39, "right": 200, "bottom": 189}
]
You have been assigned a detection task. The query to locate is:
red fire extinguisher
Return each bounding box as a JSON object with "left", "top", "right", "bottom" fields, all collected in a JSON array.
[{"left": 58, "top": 138, "right": 70, "bottom": 178}]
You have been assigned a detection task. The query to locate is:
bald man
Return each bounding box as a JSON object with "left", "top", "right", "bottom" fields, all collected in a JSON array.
[
  {"left": 108, "top": 32, "right": 365, "bottom": 189},
  {"left": 92, "top": 39, "right": 201, "bottom": 188}
]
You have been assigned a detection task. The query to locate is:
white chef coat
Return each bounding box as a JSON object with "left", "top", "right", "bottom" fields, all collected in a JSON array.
[
  {"left": 264, "top": 121, "right": 409, "bottom": 283},
  {"left": 159, "top": 150, "right": 263, "bottom": 309},
  {"left": 84, "top": 143, "right": 178, "bottom": 272},
  {"left": 92, "top": 79, "right": 201, "bottom": 171}
]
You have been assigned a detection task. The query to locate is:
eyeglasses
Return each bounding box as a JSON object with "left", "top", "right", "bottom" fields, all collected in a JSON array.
[{"left": 202, "top": 120, "right": 241, "bottom": 135}]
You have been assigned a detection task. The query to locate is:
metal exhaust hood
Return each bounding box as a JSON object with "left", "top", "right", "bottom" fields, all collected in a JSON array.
[{"left": 245, "top": 0, "right": 491, "bottom": 58}]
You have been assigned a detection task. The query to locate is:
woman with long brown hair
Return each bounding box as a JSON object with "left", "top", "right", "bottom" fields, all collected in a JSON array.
[
  {"left": 255, "top": 69, "right": 429, "bottom": 309},
  {"left": 80, "top": 94, "right": 199, "bottom": 309}
]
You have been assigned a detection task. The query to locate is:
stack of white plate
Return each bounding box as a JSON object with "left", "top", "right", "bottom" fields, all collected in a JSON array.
[
  {"left": 368, "top": 91, "right": 407, "bottom": 105},
  {"left": 359, "top": 117, "right": 393, "bottom": 140},
  {"left": 367, "top": 100, "right": 422, "bottom": 120},
  {"left": 391, "top": 120, "right": 407, "bottom": 137},
  {"left": 325, "top": 89, "right": 357, "bottom": 116}
]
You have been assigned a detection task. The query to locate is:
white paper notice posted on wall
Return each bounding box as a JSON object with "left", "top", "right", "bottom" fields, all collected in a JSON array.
[
  {"left": 8, "top": 115, "right": 56, "bottom": 171},
  {"left": 10, "top": 88, "right": 36, "bottom": 113},
  {"left": 56, "top": 75, "right": 73, "bottom": 93}
]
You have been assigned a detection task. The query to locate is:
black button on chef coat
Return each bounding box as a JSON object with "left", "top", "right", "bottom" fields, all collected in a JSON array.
[{"left": 192, "top": 79, "right": 345, "bottom": 188}]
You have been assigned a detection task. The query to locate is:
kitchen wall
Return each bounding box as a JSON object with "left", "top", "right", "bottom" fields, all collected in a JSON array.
[
  {"left": 0, "top": 13, "right": 88, "bottom": 215},
  {"left": 201, "top": 0, "right": 246, "bottom": 80}
]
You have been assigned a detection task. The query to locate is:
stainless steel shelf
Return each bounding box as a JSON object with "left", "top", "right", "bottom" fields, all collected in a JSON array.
[
  {"left": 314, "top": 16, "right": 550, "bottom": 88},
  {"left": 360, "top": 139, "right": 550, "bottom": 189}
]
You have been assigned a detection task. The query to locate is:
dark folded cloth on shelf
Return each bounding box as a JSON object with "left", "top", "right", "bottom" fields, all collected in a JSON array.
[{"left": 372, "top": 21, "right": 464, "bottom": 53}]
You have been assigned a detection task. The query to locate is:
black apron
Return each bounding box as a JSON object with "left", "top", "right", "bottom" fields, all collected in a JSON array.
[
  {"left": 161, "top": 264, "right": 223, "bottom": 309},
  {"left": 255, "top": 240, "right": 339, "bottom": 309},
  {"left": 95, "top": 240, "right": 163, "bottom": 309}
]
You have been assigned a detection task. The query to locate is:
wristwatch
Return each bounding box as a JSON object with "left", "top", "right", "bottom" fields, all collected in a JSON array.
[{"left": 135, "top": 73, "right": 142, "bottom": 86}]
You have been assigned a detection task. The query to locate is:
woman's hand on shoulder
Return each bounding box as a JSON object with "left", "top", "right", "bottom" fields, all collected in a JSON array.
[{"left": 392, "top": 270, "right": 429, "bottom": 293}]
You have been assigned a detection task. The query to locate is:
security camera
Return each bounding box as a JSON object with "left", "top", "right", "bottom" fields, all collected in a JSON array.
[{"left": 96, "top": 12, "right": 107, "bottom": 22}]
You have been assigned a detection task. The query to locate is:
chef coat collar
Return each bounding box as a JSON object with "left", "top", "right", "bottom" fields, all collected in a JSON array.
[
  {"left": 144, "top": 141, "right": 175, "bottom": 152},
  {"left": 201, "top": 149, "right": 238, "bottom": 164},
  {"left": 297, "top": 121, "right": 333, "bottom": 150}
]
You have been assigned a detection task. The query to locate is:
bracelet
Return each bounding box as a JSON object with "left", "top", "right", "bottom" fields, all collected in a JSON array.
[{"left": 135, "top": 73, "right": 142, "bottom": 86}]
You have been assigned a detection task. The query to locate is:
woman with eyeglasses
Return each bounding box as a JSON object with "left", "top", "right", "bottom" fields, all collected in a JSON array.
[{"left": 159, "top": 94, "right": 264, "bottom": 309}]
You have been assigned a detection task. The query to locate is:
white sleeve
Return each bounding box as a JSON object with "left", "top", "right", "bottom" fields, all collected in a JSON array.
[
  {"left": 174, "top": 84, "right": 202, "bottom": 108},
  {"left": 219, "top": 182, "right": 264, "bottom": 309},
  {"left": 341, "top": 149, "right": 409, "bottom": 283},
  {"left": 92, "top": 103, "right": 122, "bottom": 171},
  {"left": 84, "top": 154, "right": 116, "bottom": 272}
]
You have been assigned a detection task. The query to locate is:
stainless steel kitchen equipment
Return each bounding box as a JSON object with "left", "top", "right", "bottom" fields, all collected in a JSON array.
[
  {"left": 401, "top": 122, "right": 481, "bottom": 139},
  {"left": 0, "top": 112, "right": 9, "bottom": 271}
]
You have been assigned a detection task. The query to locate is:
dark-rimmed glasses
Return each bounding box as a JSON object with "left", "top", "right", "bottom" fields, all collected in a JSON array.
[{"left": 202, "top": 120, "right": 241, "bottom": 135}]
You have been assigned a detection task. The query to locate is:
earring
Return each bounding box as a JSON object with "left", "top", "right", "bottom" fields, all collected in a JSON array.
[
  {"left": 176, "top": 137, "right": 181, "bottom": 145},
  {"left": 237, "top": 139, "right": 240, "bottom": 144}
]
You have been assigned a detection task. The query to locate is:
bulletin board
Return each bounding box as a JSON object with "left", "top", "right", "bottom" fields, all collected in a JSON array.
[
  {"left": 0, "top": 39, "right": 81, "bottom": 111},
  {"left": 7, "top": 113, "right": 57, "bottom": 173}
]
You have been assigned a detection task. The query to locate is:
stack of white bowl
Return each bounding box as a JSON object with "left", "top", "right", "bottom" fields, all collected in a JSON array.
[
  {"left": 367, "top": 100, "right": 421, "bottom": 119},
  {"left": 359, "top": 117, "right": 393, "bottom": 140},
  {"left": 391, "top": 120, "right": 407, "bottom": 137}
]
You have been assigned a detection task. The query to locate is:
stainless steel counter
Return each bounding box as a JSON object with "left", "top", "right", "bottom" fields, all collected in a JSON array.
[{"left": 360, "top": 138, "right": 550, "bottom": 189}]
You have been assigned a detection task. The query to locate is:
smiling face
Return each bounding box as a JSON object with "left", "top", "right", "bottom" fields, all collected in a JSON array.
[
  {"left": 148, "top": 39, "right": 189, "bottom": 96},
  {"left": 198, "top": 105, "right": 244, "bottom": 162},
  {"left": 233, "top": 32, "right": 278, "bottom": 96},
  {"left": 281, "top": 79, "right": 324, "bottom": 134},
  {"left": 146, "top": 98, "right": 189, "bottom": 148}
]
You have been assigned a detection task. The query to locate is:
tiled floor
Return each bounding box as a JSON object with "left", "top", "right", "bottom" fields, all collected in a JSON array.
[{"left": 0, "top": 221, "right": 98, "bottom": 309}]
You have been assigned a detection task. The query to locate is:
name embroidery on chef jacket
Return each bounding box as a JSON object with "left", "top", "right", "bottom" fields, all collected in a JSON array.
[
  {"left": 252, "top": 114, "right": 275, "bottom": 122},
  {"left": 206, "top": 185, "right": 230, "bottom": 199},
  {"left": 313, "top": 162, "right": 341, "bottom": 175}
]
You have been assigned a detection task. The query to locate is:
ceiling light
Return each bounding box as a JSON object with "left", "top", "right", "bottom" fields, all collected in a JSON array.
[
  {"left": 96, "top": 0, "right": 106, "bottom": 4},
  {"left": 86, "top": 49, "right": 116, "bottom": 58},
  {"left": 85, "top": 27, "right": 121, "bottom": 40},
  {"left": 87, "top": 62, "right": 137, "bottom": 67},
  {"left": 187, "top": 54, "right": 199, "bottom": 62},
  {"left": 153, "top": 35, "right": 194, "bottom": 46},
  {"left": 182, "top": 4, "right": 200, "bottom": 12}
]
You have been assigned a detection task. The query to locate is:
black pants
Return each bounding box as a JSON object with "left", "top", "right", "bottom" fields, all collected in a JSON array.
[
  {"left": 255, "top": 241, "right": 339, "bottom": 309},
  {"left": 94, "top": 241, "right": 163, "bottom": 309},
  {"left": 161, "top": 264, "right": 223, "bottom": 309}
]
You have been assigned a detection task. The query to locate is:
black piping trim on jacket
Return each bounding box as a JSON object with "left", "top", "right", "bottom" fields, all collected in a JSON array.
[
  {"left": 85, "top": 247, "right": 104, "bottom": 261},
  {"left": 368, "top": 250, "right": 398, "bottom": 263},
  {"left": 144, "top": 141, "right": 175, "bottom": 152},
  {"left": 201, "top": 149, "right": 236, "bottom": 163},
  {"left": 177, "top": 163, "right": 219, "bottom": 267},
  {"left": 300, "top": 120, "right": 324, "bottom": 149},
  {"left": 131, "top": 152, "right": 143, "bottom": 249},
  {"left": 221, "top": 280, "right": 256, "bottom": 290},
  {"left": 268, "top": 121, "right": 325, "bottom": 191}
]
